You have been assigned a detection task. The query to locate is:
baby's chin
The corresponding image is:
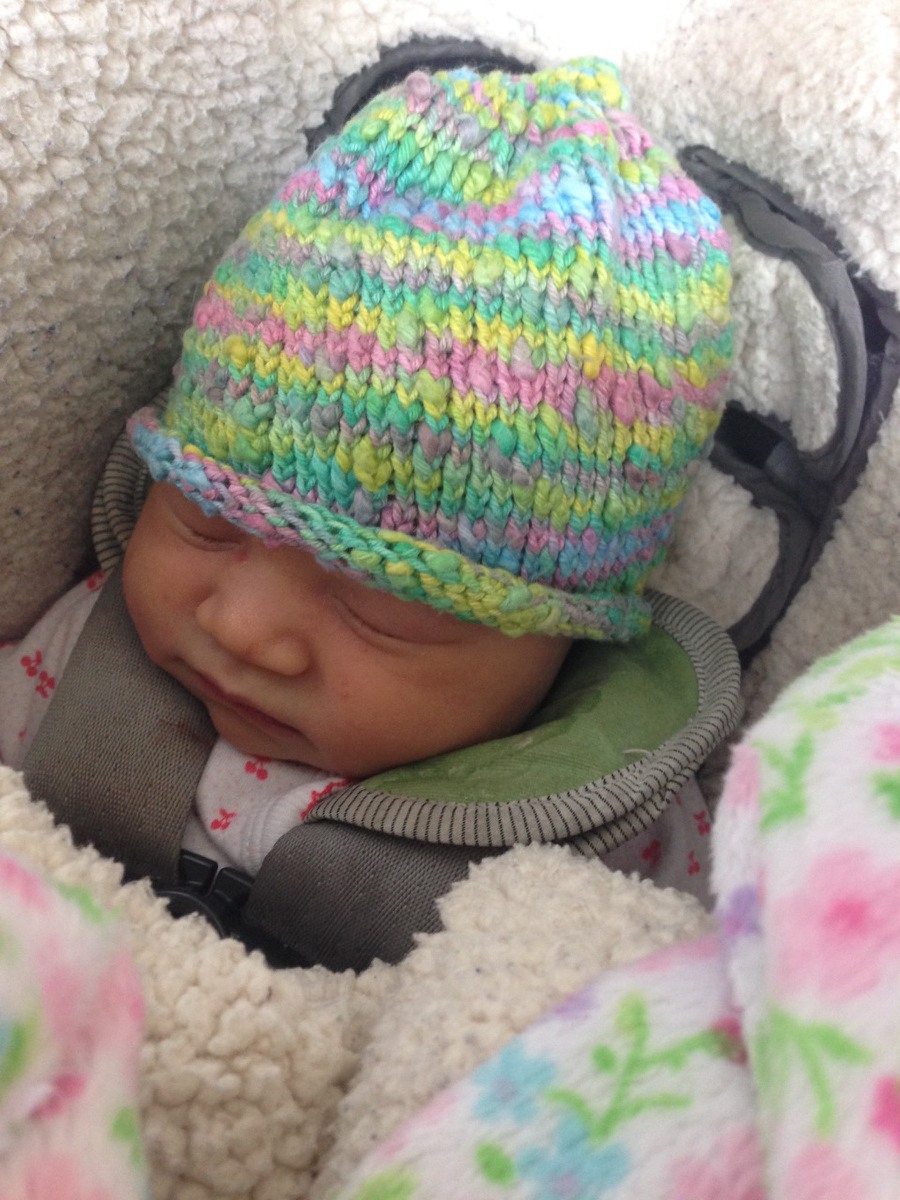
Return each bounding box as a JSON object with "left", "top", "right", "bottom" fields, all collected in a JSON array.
[
  {"left": 202, "top": 702, "right": 314, "bottom": 766},
  {"left": 203, "top": 695, "right": 503, "bottom": 779},
  {"left": 203, "top": 707, "right": 355, "bottom": 775}
]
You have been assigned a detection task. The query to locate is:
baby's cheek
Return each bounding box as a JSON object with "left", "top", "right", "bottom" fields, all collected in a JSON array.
[
  {"left": 333, "top": 672, "right": 355, "bottom": 706},
  {"left": 123, "top": 579, "right": 177, "bottom": 669}
]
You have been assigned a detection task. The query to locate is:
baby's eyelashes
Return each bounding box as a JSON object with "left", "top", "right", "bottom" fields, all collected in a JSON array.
[
  {"left": 330, "top": 587, "right": 465, "bottom": 648},
  {"left": 179, "top": 522, "right": 241, "bottom": 549},
  {"left": 156, "top": 480, "right": 468, "bottom": 646},
  {"left": 332, "top": 594, "right": 447, "bottom": 647},
  {"left": 160, "top": 485, "right": 244, "bottom": 549}
]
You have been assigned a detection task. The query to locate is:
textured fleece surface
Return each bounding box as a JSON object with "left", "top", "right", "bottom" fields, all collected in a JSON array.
[
  {"left": 0, "top": 767, "right": 709, "bottom": 1199},
  {"left": 625, "top": 0, "right": 900, "bottom": 717}
]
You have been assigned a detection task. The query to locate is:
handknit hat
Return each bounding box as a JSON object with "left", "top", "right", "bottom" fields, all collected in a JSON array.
[{"left": 129, "top": 58, "right": 732, "bottom": 641}]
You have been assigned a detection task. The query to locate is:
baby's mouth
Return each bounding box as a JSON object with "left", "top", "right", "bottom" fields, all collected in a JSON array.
[{"left": 190, "top": 670, "right": 300, "bottom": 738}]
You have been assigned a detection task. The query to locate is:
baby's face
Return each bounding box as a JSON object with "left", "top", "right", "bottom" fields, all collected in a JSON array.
[{"left": 122, "top": 484, "right": 570, "bottom": 777}]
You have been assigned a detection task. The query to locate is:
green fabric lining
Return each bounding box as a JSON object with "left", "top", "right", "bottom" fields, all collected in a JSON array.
[{"left": 365, "top": 626, "right": 698, "bottom": 804}]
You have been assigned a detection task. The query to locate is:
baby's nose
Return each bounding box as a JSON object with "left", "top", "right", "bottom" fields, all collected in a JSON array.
[{"left": 195, "top": 549, "right": 314, "bottom": 676}]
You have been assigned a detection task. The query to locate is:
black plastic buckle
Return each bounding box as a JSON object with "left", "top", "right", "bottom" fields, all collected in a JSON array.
[
  {"left": 154, "top": 851, "right": 312, "bottom": 969},
  {"left": 155, "top": 850, "right": 253, "bottom": 938}
]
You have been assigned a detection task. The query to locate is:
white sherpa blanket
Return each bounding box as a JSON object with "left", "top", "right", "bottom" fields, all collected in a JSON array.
[
  {"left": 0, "top": 769, "right": 710, "bottom": 1197},
  {"left": 2, "top": 0, "right": 900, "bottom": 1196},
  {"left": 6, "top": 617, "right": 900, "bottom": 1198}
]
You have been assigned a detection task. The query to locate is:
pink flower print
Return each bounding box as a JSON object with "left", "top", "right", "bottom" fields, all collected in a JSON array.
[
  {"left": 100, "top": 947, "right": 146, "bottom": 1030},
  {"left": 693, "top": 809, "right": 711, "bottom": 836},
  {"left": 244, "top": 756, "right": 270, "bottom": 781},
  {"left": 773, "top": 848, "right": 900, "bottom": 1000},
  {"left": 670, "top": 1126, "right": 763, "bottom": 1200},
  {"left": 85, "top": 569, "right": 105, "bottom": 591},
  {"left": 722, "top": 742, "right": 761, "bottom": 812},
  {"left": 0, "top": 852, "right": 52, "bottom": 911},
  {"left": 31, "top": 1072, "right": 86, "bottom": 1120},
  {"left": 42, "top": 960, "right": 92, "bottom": 1046},
  {"left": 871, "top": 1076, "right": 900, "bottom": 1152},
  {"left": 784, "top": 1142, "right": 867, "bottom": 1200},
  {"left": 641, "top": 839, "right": 661, "bottom": 869},
  {"left": 210, "top": 808, "right": 237, "bottom": 831},
  {"left": 36, "top": 668, "right": 56, "bottom": 698},
  {"left": 637, "top": 933, "right": 721, "bottom": 974},
  {"left": 687, "top": 850, "right": 701, "bottom": 876},
  {"left": 19, "top": 1155, "right": 118, "bottom": 1200},
  {"left": 20, "top": 648, "right": 43, "bottom": 676},
  {"left": 875, "top": 722, "right": 900, "bottom": 763},
  {"left": 89, "top": 950, "right": 145, "bottom": 1088}
]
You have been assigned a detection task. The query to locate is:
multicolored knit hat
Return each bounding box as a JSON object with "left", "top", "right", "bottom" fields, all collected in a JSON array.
[{"left": 129, "top": 58, "right": 732, "bottom": 641}]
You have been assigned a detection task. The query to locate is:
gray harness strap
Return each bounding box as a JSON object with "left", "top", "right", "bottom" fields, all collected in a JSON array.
[
  {"left": 21, "top": 568, "right": 485, "bottom": 968},
  {"left": 244, "top": 821, "right": 488, "bottom": 971},
  {"left": 22, "top": 570, "right": 216, "bottom": 882}
]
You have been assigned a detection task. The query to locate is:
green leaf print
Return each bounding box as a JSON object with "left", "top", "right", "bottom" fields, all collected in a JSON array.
[
  {"left": 789, "top": 691, "right": 856, "bottom": 734},
  {"left": 759, "top": 731, "right": 814, "bottom": 829},
  {"left": 781, "top": 626, "right": 900, "bottom": 734},
  {"left": 54, "top": 880, "right": 110, "bottom": 925},
  {"left": 476, "top": 1142, "right": 517, "bottom": 1187},
  {"left": 111, "top": 1106, "right": 145, "bottom": 1168},
  {"left": 803, "top": 623, "right": 900, "bottom": 681},
  {"left": 348, "top": 1169, "right": 418, "bottom": 1200},
  {"left": 754, "top": 1008, "right": 872, "bottom": 1137},
  {"left": 546, "top": 992, "right": 738, "bottom": 1143},
  {"left": 592, "top": 1045, "right": 617, "bottom": 1073},
  {"left": 613, "top": 993, "right": 648, "bottom": 1041},
  {"left": 0, "top": 1011, "right": 39, "bottom": 1096},
  {"left": 835, "top": 644, "right": 900, "bottom": 688},
  {"left": 873, "top": 771, "right": 900, "bottom": 820}
]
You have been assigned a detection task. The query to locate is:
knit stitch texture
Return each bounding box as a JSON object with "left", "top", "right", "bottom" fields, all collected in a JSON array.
[{"left": 130, "top": 58, "right": 732, "bottom": 640}]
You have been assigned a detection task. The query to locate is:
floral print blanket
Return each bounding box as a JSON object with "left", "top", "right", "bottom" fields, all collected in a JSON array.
[
  {"left": 337, "top": 618, "right": 900, "bottom": 1200},
  {"left": 0, "top": 852, "right": 147, "bottom": 1200}
]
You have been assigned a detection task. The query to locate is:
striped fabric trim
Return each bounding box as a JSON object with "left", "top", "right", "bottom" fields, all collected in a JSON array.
[
  {"left": 309, "top": 591, "right": 742, "bottom": 851},
  {"left": 91, "top": 433, "right": 151, "bottom": 573}
]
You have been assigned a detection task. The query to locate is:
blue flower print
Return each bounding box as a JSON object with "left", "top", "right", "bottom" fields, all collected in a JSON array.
[
  {"left": 517, "top": 1115, "right": 630, "bottom": 1199},
  {"left": 473, "top": 1040, "right": 558, "bottom": 1124}
]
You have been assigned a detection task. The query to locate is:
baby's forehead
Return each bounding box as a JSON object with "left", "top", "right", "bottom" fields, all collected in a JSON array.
[{"left": 145, "top": 480, "right": 492, "bottom": 643}]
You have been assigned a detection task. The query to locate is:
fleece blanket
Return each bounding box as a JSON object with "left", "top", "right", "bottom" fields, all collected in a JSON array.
[
  {"left": 0, "top": 848, "right": 147, "bottom": 1200},
  {"left": 1, "top": 0, "right": 900, "bottom": 1196},
  {"left": 320, "top": 617, "right": 900, "bottom": 1200},
  {"left": 5, "top": 614, "right": 900, "bottom": 1198},
  {"left": 0, "top": 772, "right": 711, "bottom": 1197}
]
